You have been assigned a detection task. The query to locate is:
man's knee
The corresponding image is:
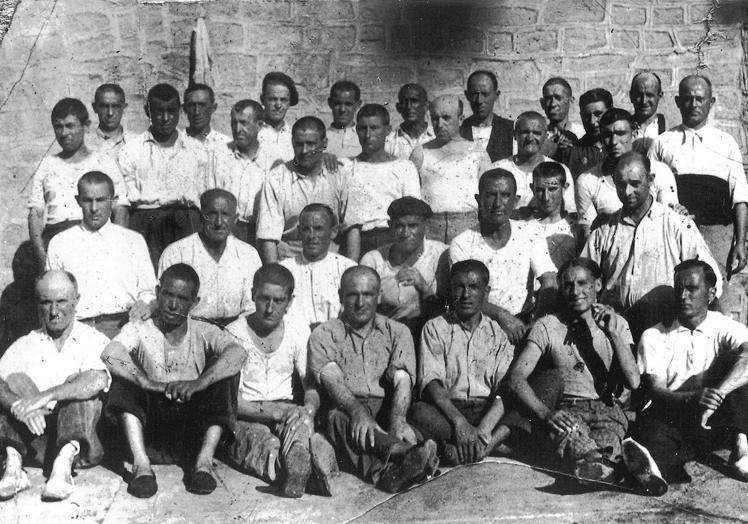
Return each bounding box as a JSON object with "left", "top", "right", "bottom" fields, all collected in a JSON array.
[{"left": 4, "top": 373, "right": 40, "bottom": 397}]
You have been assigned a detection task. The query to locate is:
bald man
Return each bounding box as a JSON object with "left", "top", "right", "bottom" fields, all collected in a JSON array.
[
  {"left": 629, "top": 72, "right": 665, "bottom": 142},
  {"left": 0, "top": 271, "right": 110, "bottom": 501},
  {"left": 410, "top": 95, "right": 491, "bottom": 244}
]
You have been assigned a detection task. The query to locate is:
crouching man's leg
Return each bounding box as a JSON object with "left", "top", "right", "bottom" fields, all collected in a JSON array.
[
  {"left": 224, "top": 421, "right": 281, "bottom": 483},
  {"left": 501, "top": 369, "right": 565, "bottom": 449},
  {"left": 0, "top": 374, "right": 39, "bottom": 500},
  {"left": 706, "top": 383, "right": 748, "bottom": 479}
]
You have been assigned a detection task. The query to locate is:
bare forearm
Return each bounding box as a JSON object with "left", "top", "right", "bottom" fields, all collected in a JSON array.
[
  {"left": 609, "top": 332, "right": 640, "bottom": 390},
  {"left": 0, "top": 379, "right": 21, "bottom": 411},
  {"left": 508, "top": 374, "right": 551, "bottom": 422},
  {"left": 320, "top": 365, "right": 366, "bottom": 417},
  {"left": 259, "top": 240, "right": 278, "bottom": 265},
  {"left": 477, "top": 395, "right": 505, "bottom": 434},
  {"left": 717, "top": 350, "right": 748, "bottom": 397},
  {"left": 424, "top": 381, "right": 466, "bottom": 426},
  {"left": 482, "top": 303, "right": 516, "bottom": 324},
  {"left": 389, "top": 370, "right": 412, "bottom": 426},
  {"left": 197, "top": 345, "right": 246, "bottom": 390},
  {"left": 43, "top": 370, "right": 108, "bottom": 402},
  {"left": 103, "top": 344, "right": 164, "bottom": 392},
  {"left": 345, "top": 228, "right": 361, "bottom": 262},
  {"left": 734, "top": 203, "right": 747, "bottom": 244},
  {"left": 28, "top": 210, "right": 46, "bottom": 260},
  {"left": 303, "top": 387, "right": 320, "bottom": 415}
]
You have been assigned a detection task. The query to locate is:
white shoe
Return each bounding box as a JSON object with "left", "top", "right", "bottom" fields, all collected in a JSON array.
[
  {"left": 42, "top": 473, "right": 74, "bottom": 501},
  {"left": 0, "top": 468, "right": 30, "bottom": 501},
  {"left": 731, "top": 455, "right": 748, "bottom": 480},
  {"left": 622, "top": 437, "right": 668, "bottom": 496}
]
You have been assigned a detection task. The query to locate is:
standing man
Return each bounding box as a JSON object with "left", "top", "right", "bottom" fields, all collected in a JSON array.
[
  {"left": 326, "top": 80, "right": 362, "bottom": 159},
  {"left": 118, "top": 83, "right": 209, "bottom": 267},
  {"left": 0, "top": 271, "right": 111, "bottom": 501},
  {"left": 539, "top": 77, "right": 583, "bottom": 158},
  {"left": 88, "top": 83, "right": 136, "bottom": 157},
  {"left": 629, "top": 72, "right": 666, "bottom": 143},
  {"left": 385, "top": 83, "right": 434, "bottom": 160},
  {"left": 258, "top": 72, "right": 299, "bottom": 165},
  {"left": 649, "top": 75, "right": 748, "bottom": 323},
  {"left": 183, "top": 83, "right": 230, "bottom": 151},
  {"left": 460, "top": 70, "right": 514, "bottom": 162},
  {"left": 558, "top": 88, "right": 612, "bottom": 178}
]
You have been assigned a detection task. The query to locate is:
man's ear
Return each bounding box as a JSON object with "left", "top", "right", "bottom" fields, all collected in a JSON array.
[
  {"left": 594, "top": 278, "right": 603, "bottom": 294},
  {"left": 674, "top": 95, "right": 682, "bottom": 110},
  {"left": 354, "top": 100, "right": 362, "bottom": 111},
  {"left": 190, "top": 295, "right": 201, "bottom": 310},
  {"left": 539, "top": 97, "right": 547, "bottom": 110},
  {"left": 385, "top": 124, "right": 392, "bottom": 135},
  {"left": 474, "top": 193, "right": 480, "bottom": 206}
]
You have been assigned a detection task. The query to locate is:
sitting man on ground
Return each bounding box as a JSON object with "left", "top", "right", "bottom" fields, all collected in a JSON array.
[
  {"left": 158, "top": 189, "right": 262, "bottom": 326},
  {"left": 326, "top": 80, "right": 363, "bottom": 159},
  {"left": 0, "top": 270, "right": 111, "bottom": 501},
  {"left": 103, "top": 263, "right": 248, "bottom": 498},
  {"left": 558, "top": 88, "right": 612, "bottom": 178},
  {"left": 223, "top": 264, "right": 338, "bottom": 497},
  {"left": 46, "top": 172, "right": 156, "bottom": 339},
  {"left": 539, "top": 77, "right": 583, "bottom": 158},
  {"left": 280, "top": 204, "right": 355, "bottom": 331},
  {"left": 636, "top": 259, "right": 748, "bottom": 483},
  {"left": 450, "top": 169, "right": 557, "bottom": 345},
  {"left": 410, "top": 95, "right": 491, "bottom": 244},
  {"left": 309, "top": 266, "right": 439, "bottom": 493},
  {"left": 385, "top": 83, "right": 434, "bottom": 160}
]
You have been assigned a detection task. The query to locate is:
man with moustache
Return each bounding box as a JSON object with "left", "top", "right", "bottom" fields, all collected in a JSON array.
[
  {"left": 460, "top": 70, "right": 515, "bottom": 162},
  {"left": 629, "top": 72, "right": 666, "bottom": 143},
  {"left": 326, "top": 80, "right": 363, "bottom": 159},
  {"left": 539, "top": 77, "right": 584, "bottom": 158},
  {"left": 558, "top": 88, "right": 612, "bottom": 178},
  {"left": 385, "top": 83, "right": 434, "bottom": 160},
  {"left": 88, "top": 84, "right": 137, "bottom": 157}
]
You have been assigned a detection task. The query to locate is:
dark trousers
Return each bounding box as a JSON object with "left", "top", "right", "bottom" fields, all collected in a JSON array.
[
  {"left": 129, "top": 206, "right": 200, "bottom": 269},
  {"left": 233, "top": 218, "right": 257, "bottom": 246},
  {"left": 552, "top": 399, "right": 628, "bottom": 462},
  {"left": 106, "top": 375, "right": 238, "bottom": 464},
  {"left": 634, "top": 384, "right": 748, "bottom": 471}
]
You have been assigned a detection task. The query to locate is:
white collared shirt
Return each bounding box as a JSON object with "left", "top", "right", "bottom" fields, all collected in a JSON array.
[
  {"left": 492, "top": 156, "right": 576, "bottom": 212},
  {"left": 632, "top": 117, "right": 660, "bottom": 141},
  {"left": 46, "top": 222, "right": 156, "bottom": 319},
  {"left": 157, "top": 233, "right": 262, "bottom": 319},
  {"left": 209, "top": 143, "right": 268, "bottom": 221},
  {"left": 385, "top": 124, "right": 435, "bottom": 160},
  {"left": 257, "top": 120, "right": 294, "bottom": 165},
  {"left": 326, "top": 125, "right": 362, "bottom": 159},
  {"left": 87, "top": 127, "right": 138, "bottom": 158}
]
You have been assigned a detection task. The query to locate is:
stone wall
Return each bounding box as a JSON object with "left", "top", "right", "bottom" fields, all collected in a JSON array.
[{"left": 0, "top": 0, "right": 746, "bottom": 286}]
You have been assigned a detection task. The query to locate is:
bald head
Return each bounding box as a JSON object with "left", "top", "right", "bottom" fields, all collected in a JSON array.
[
  {"left": 430, "top": 95, "right": 464, "bottom": 141},
  {"left": 676, "top": 75, "right": 714, "bottom": 129},
  {"left": 341, "top": 265, "right": 380, "bottom": 292},
  {"left": 36, "top": 270, "right": 79, "bottom": 337},
  {"left": 630, "top": 72, "right": 663, "bottom": 122},
  {"left": 36, "top": 270, "right": 78, "bottom": 300},
  {"left": 339, "top": 266, "right": 380, "bottom": 328}
]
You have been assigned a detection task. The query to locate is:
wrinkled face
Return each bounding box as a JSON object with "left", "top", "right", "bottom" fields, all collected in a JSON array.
[
  {"left": 299, "top": 210, "right": 335, "bottom": 261},
  {"left": 252, "top": 282, "right": 292, "bottom": 331},
  {"left": 580, "top": 101, "right": 608, "bottom": 138},
  {"left": 676, "top": 77, "right": 714, "bottom": 129},
  {"left": 292, "top": 126, "right": 326, "bottom": 170},
  {"left": 183, "top": 89, "right": 216, "bottom": 132},
  {"left": 515, "top": 117, "right": 547, "bottom": 157},
  {"left": 200, "top": 194, "right": 237, "bottom": 245},
  {"left": 231, "top": 107, "right": 260, "bottom": 149},
  {"left": 674, "top": 267, "right": 715, "bottom": 320},
  {"left": 630, "top": 76, "right": 662, "bottom": 121},
  {"left": 559, "top": 265, "right": 600, "bottom": 314},
  {"left": 93, "top": 90, "right": 126, "bottom": 133},
  {"left": 390, "top": 214, "right": 426, "bottom": 254},
  {"left": 37, "top": 277, "right": 78, "bottom": 336},
  {"left": 465, "top": 74, "right": 498, "bottom": 120},
  {"left": 396, "top": 87, "right": 427, "bottom": 125},
  {"left": 429, "top": 100, "right": 462, "bottom": 141},
  {"left": 53, "top": 114, "right": 87, "bottom": 154},
  {"left": 77, "top": 181, "right": 113, "bottom": 231},
  {"left": 356, "top": 115, "right": 390, "bottom": 155},
  {"left": 613, "top": 161, "right": 651, "bottom": 211},
  {"left": 157, "top": 276, "right": 198, "bottom": 327},
  {"left": 147, "top": 97, "right": 180, "bottom": 137},
  {"left": 450, "top": 270, "right": 488, "bottom": 320},
  {"left": 340, "top": 272, "right": 379, "bottom": 328},
  {"left": 477, "top": 177, "right": 517, "bottom": 228},
  {"left": 601, "top": 120, "right": 634, "bottom": 158},
  {"left": 531, "top": 176, "right": 565, "bottom": 216},
  {"left": 541, "top": 84, "right": 572, "bottom": 124},
  {"left": 329, "top": 89, "right": 360, "bottom": 127},
  {"left": 262, "top": 83, "right": 291, "bottom": 126}
]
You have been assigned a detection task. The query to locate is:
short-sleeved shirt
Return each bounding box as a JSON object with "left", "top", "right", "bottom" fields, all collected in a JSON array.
[
  {"left": 208, "top": 143, "right": 268, "bottom": 221},
  {"left": 419, "top": 313, "right": 514, "bottom": 400},
  {"left": 385, "top": 125, "right": 435, "bottom": 160},
  {"left": 492, "top": 156, "right": 576, "bottom": 213},
  {"left": 649, "top": 124, "right": 748, "bottom": 208},
  {"left": 638, "top": 311, "right": 748, "bottom": 391},
  {"left": 113, "top": 316, "right": 241, "bottom": 382},
  {"left": 157, "top": 233, "right": 262, "bottom": 320},
  {"left": 581, "top": 200, "right": 723, "bottom": 310},
  {"left": 308, "top": 314, "right": 416, "bottom": 399},
  {"left": 527, "top": 314, "right": 633, "bottom": 400},
  {"left": 87, "top": 127, "right": 138, "bottom": 158},
  {"left": 117, "top": 131, "right": 209, "bottom": 208},
  {"left": 255, "top": 163, "right": 348, "bottom": 245},
  {"left": 575, "top": 161, "right": 679, "bottom": 226},
  {"left": 280, "top": 252, "right": 356, "bottom": 327},
  {"left": 226, "top": 315, "right": 311, "bottom": 402},
  {"left": 360, "top": 240, "right": 447, "bottom": 320},
  {"left": 0, "top": 321, "right": 111, "bottom": 409},
  {"left": 257, "top": 121, "right": 294, "bottom": 167},
  {"left": 532, "top": 216, "right": 578, "bottom": 272},
  {"left": 326, "top": 126, "right": 361, "bottom": 159},
  {"left": 342, "top": 158, "right": 421, "bottom": 231},
  {"left": 192, "top": 128, "right": 231, "bottom": 152},
  {"left": 450, "top": 222, "right": 556, "bottom": 315},
  {"left": 28, "top": 151, "right": 129, "bottom": 224}
]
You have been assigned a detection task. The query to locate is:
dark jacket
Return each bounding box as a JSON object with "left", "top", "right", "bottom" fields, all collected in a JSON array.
[{"left": 459, "top": 113, "right": 514, "bottom": 162}]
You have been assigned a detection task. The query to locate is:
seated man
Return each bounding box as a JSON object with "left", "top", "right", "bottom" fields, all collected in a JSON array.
[
  {"left": 223, "top": 264, "right": 338, "bottom": 497},
  {"left": 182, "top": 83, "right": 230, "bottom": 150},
  {"left": 558, "top": 88, "right": 612, "bottom": 178},
  {"left": 450, "top": 169, "right": 557, "bottom": 345},
  {"left": 29, "top": 98, "right": 129, "bottom": 269},
  {"left": 87, "top": 83, "right": 137, "bottom": 157},
  {"left": 385, "top": 83, "right": 434, "bottom": 160},
  {"left": 582, "top": 152, "right": 721, "bottom": 339},
  {"left": 539, "top": 77, "right": 583, "bottom": 158},
  {"left": 103, "top": 264, "right": 248, "bottom": 498},
  {"left": 326, "top": 80, "right": 362, "bottom": 159},
  {"left": 410, "top": 95, "right": 491, "bottom": 244},
  {"left": 460, "top": 70, "right": 514, "bottom": 161},
  {"left": 280, "top": 204, "right": 355, "bottom": 331},
  {"left": 507, "top": 258, "right": 660, "bottom": 492},
  {"left": 636, "top": 259, "right": 748, "bottom": 483},
  {"left": 309, "top": 266, "right": 439, "bottom": 493},
  {"left": 46, "top": 172, "right": 156, "bottom": 338},
  {"left": 360, "top": 197, "right": 448, "bottom": 343},
  {"left": 493, "top": 111, "right": 575, "bottom": 214},
  {"left": 409, "top": 260, "right": 514, "bottom": 465},
  {"left": 0, "top": 270, "right": 110, "bottom": 501},
  {"left": 343, "top": 103, "right": 421, "bottom": 260},
  {"left": 158, "top": 189, "right": 262, "bottom": 326}
]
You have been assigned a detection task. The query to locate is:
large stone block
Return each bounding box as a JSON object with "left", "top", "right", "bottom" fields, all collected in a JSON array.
[
  {"left": 652, "top": 6, "right": 684, "bottom": 26},
  {"left": 359, "top": 24, "right": 385, "bottom": 49},
  {"left": 564, "top": 27, "right": 607, "bottom": 52},
  {"left": 305, "top": 25, "right": 357, "bottom": 52},
  {"left": 445, "top": 25, "right": 484, "bottom": 54},
  {"left": 677, "top": 65, "right": 740, "bottom": 89},
  {"left": 487, "top": 32, "right": 512, "bottom": 55},
  {"left": 296, "top": 0, "right": 354, "bottom": 20},
  {"left": 611, "top": 5, "right": 646, "bottom": 26},
  {"left": 471, "top": 6, "right": 538, "bottom": 27},
  {"left": 473, "top": 59, "right": 541, "bottom": 91},
  {"left": 544, "top": 0, "right": 605, "bottom": 24},
  {"left": 208, "top": 0, "right": 292, "bottom": 20},
  {"left": 689, "top": 3, "right": 713, "bottom": 24},
  {"left": 212, "top": 53, "right": 258, "bottom": 90},
  {"left": 645, "top": 30, "right": 674, "bottom": 50},
  {"left": 63, "top": 12, "right": 110, "bottom": 35},
  {"left": 245, "top": 24, "right": 302, "bottom": 52},
  {"left": 116, "top": 13, "right": 138, "bottom": 42},
  {"left": 388, "top": 24, "right": 411, "bottom": 52},
  {"left": 342, "top": 62, "right": 413, "bottom": 92},
  {"left": 674, "top": 29, "right": 705, "bottom": 50},
  {"left": 207, "top": 21, "right": 244, "bottom": 51},
  {"left": 610, "top": 29, "right": 640, "bottom": 50},
  {"left": 565, "top": 53, "right": 633, "bottom": 72},
  {"left": 261, "top": 53, "right": 332, "bottom": 88},
  {"left": 712, "top": 89, "right": 742, "bottom": 119},
  {"left": 515, "top": 30, "right": 558, "bottom": 54},
  {"left": 417, "top": 65, "right": 465, "bottom": 93}
]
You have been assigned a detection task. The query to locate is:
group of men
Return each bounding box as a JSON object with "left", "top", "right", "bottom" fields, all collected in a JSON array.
[{"left": 1, "top": 68, "right": 748, "bottom": 504}]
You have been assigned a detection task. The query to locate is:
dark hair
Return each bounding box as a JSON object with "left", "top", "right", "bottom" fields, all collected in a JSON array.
[
  {"left": 542, "top": 77, "right": 572, "bottom": 96},
  {"left": 579, "top": 88, "right": 613, "bottom": 109},
  {"left": 397, "top": 83, "right": 428, "bottom": 102},
  {"left": 357, "top": 103, "right": 390, "bottom": 126},
  {"left": 674, "top": 259, "right": 717, "bottom": 288},
  {"left": 184, "top": 83, "right": 215, "bottom": 104},
  {"left": 614, "top": 151, "right": 650, "bottom": 175},
  {"left": 160, "top": 263, "right": 200, "bottom": 295},
  {"left": 451, "top": 259, "right": 490, "bottom": 287},
  {"left": 515, "top": 110, "right": 547, "bottom": 130},
  {"left": 479, "top": 168, "right": 516, "bottom": 194},
  {"left": 78, "top": 171, "right": 114, "bottom": 197},
  {"left": 231, "top": 99, "right": 264, "bottom": 121},
  {"left": 147, "top": 83, "right": 180, "bottom": 106},
  {"left": 467, "top": 70, "right": 498, "bottom": 90},
  {"left": 631, "top": 71, "right": 662, "bottom": 94},
  {"left": 330, "top": 80, "right": 361, "bottom": 102},
  {"left": 299, "top": 203, "right": 337, "bottom": 228},
  {"left": 340, "top": 265, "right": 381, "bottom": 290},
  {"left": 51, "top": 98, "right": 89, "bottom": 125},
  {"left": 292, "top": 116, "right": 326, "bottom": 138},
  {"left": 93, "top": 83, "right": 125, "bottom": 104},
  {"left": 532, "top": 161, "right": 566, "bottom": 185},
  {"left": 262, "top": 72, "right": 299, "bottom": 106},
  {"left": 558, "top": 257, "right": 603, "bottom": 284},
  {"left": 599, "top": 108, "right": 634, "bottom": 130},
  {"left": 253, "top": 263, "right": 295, "bottom": 295}
]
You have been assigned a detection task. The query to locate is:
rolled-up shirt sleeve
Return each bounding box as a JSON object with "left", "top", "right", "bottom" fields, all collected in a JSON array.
[
  {"left": 255, "top": 176, "right": 285, "bottom": 242},
  {"left": 418, "top": 319, "right": 447, "bottom": 395},
  {"left": 308, "top": 324, "right": 340, "bottom": 385},
  {"left": 637, "top": 327, "right": 667, "bottom": 377},
  {"left": 384, "top": 322, "right": 417, "bottom": 386}
]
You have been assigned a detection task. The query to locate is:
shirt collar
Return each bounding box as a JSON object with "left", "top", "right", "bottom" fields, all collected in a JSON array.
[
  {"left": 96, "top": 126, "right": 124, "bottom": 142},
  {"left": 228, "top": 141, "right": 260, "bottom": 162},
  {"left": 617, "top": 198, "right": 663, "bottom": 226},
  {"left": 289, "top": 162, "right": 328, "bottom": 181},
  {"left": 678, "top": 123, "right": 711, "bottom": 142},
  {"left": 396, "top": 124, "right": 435, "bottom": 140},
  {"left": 144, "top": 129, "right": 187, "bottom": 148},
  {"left": 446, "top": 311, "right": 489, "bottom": 333},
  {"left": 35, "top": 320, "right": 82, "bottom": 351},
  {"left": 260, "top": 121, "right": 292, "bottom": 134},
  {"left": 343, "top": 314, "right": 386, "bottom": 339}
]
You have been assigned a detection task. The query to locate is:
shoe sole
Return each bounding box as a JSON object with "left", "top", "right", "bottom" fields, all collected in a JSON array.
[
  {"left": 310, "top": 434, "right": 339, "bottom": 496},
  {"left": 280, "top": 444, "right": 311, "bottom": 498},
  {"left": 0, "top": 473, "right": 30, "bottom": 501},
  {"left": 378, "top": 440, "right": 439, "bottom": 493},
  {"left": 622, "top": 439, "right": 668, "bottom": 496},
  {"left": 127, "top": 475, "right": 158, "bottom": 499}
]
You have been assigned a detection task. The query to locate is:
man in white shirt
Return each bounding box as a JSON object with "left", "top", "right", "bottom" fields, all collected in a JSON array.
[
  {"left": 0, "top": 271, "right": 111, "bottom": 501},
  {"left": 46, "top": 172, "right": 156, "bottom": 338},
  {"left": 87, "top": 83, "right": 137, "bottom": 157},
  {"left": 539, "top": 77, "right": 584, "bottom": 158},
  {"left": 183, "top": 83, "right": 230, "bottom": 151},
  {"left": 223, "top": 264, "right": 338, "bottom": 498},
  {"left": 637, "top": 260, "right": 748, "bottom": 482},
  {"left": 385, "top": 83, "right": 434, "bottom": 160},
  {"left": 258, "top": 72, "right": 298, "bottom": 164},
  {"left": 158, "top": 189, "right": 262, "bottom": 326},
  {"left": 326, "top": 80, "right": 362, "bottom": 159},
  {"left": 281, "top": 204, "right": 355, "bottom": 330},
  {"left": 629, "top": 72, "right": 665, "bottom": 144}
]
